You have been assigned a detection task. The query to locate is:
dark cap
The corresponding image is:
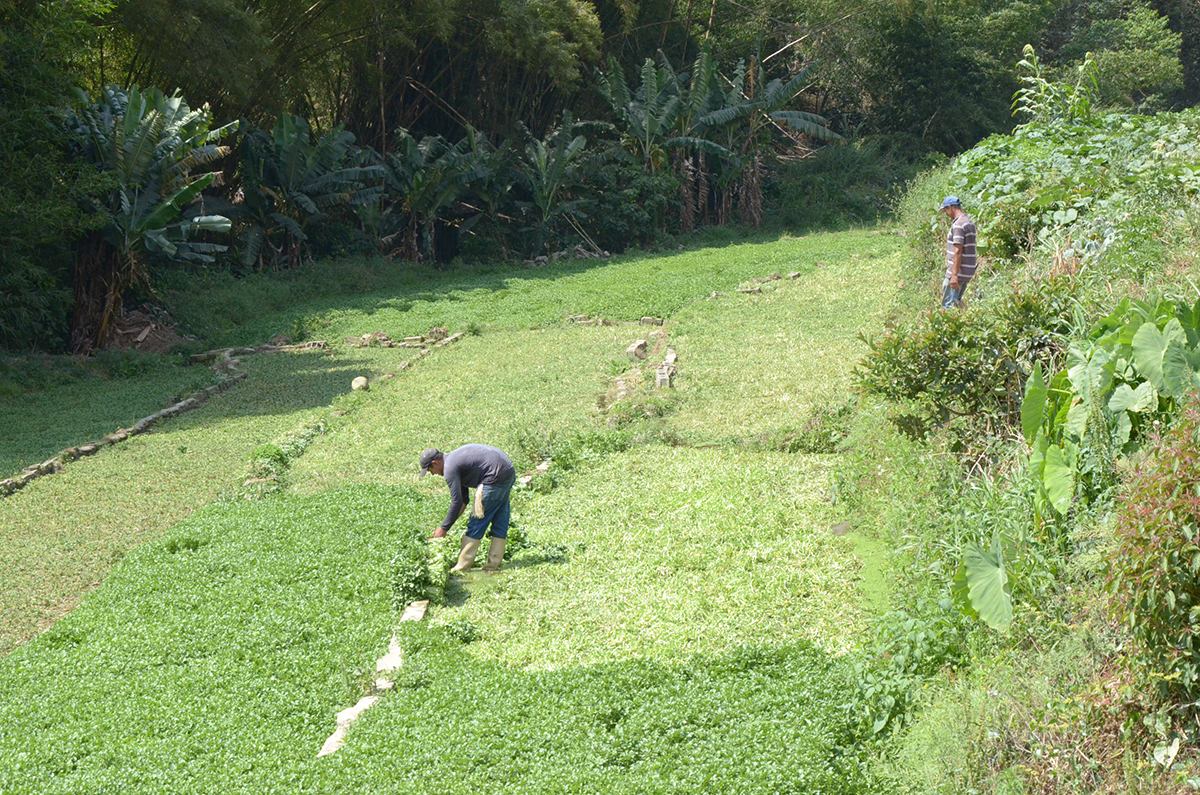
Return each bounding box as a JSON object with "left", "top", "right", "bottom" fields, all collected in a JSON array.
[
  {"left": 941, "top": 195, "right": 962, "bottom": 208},
  {"left": 419, "top": 448, "right": 442, "bottom": 477}
]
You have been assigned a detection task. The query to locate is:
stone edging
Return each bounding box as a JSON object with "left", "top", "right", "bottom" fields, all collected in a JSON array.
[
  {"left": 318, "top": 599, "right": 430, "bottom": 757},
  {"left": 371, "top": 332, "right": 468, "bottom": 385},
  {"left": 0, "top": 340, "right": 331, "bottom": 499},
  {"left": 0, "top": 373, "right": 249, "bottom": 498}
]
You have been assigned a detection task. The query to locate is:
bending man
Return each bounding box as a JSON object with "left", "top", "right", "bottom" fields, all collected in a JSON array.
[{"left": 420, "top": 444, "right": 516, "bottom": 573}]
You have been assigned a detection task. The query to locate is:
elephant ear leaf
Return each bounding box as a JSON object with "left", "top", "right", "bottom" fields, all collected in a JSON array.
[
  {"left": 963, "top": 537, "right": 1013, "bottom": 632},
  {"left": 1162, "top": 339, "right": 1200, "bottom": 398},
  {"left": 1108, "top": 381, "right": 1157, "bottom": 413},
  {"left": 1042, "top": 442, "right": 1075, "bottom": 516},
  {"left": 951, "top": 562, "right": 978, "bottom": 620},
  {"left": 1021, "top": 362, "right": 1047, "bottom": 443},
  {"left": 1132, "top": 322, "right": 1169, "bottom": 392}
]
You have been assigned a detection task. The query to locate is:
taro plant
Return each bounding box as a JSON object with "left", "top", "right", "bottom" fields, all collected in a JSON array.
[
  {"left": 64, "top": 85, "right": 237, "bottom": 353},
  {"left": 949, "top": 464, "right": 1064, "bottom": 632},
  {"left": 1019, "top": 296, "right": 1199, "bottom": 523}
]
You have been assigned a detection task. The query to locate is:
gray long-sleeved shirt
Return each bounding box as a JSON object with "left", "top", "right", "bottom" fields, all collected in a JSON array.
[{"left": 440, "top": 444, "right": 515, "bottom": 531}]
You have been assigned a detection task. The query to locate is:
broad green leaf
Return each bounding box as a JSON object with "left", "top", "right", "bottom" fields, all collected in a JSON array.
[
  {"left": 186, "top": 215, "right": 232, "bottom": 234},
  {"left": 1109, "top": 381, "right": 1157, "bottom": 413},
  {"left": 963, "top": 537, "right": 1013, "bottom": 632},
  {"left": 1133, "top": 321, "right": 1169, "bottom": 392},
  {"left": 1030, "top": 434, "right": 1049, "bottom": 477},
  {"left": 1043, "top": 443, "right": 1075, "bottom": 516},
  {"left": 1163, "top": 339, "right": 1200, "bottom": 398},
  {"left": 1064, "top": 400, "right": 1089, "bottom": 441},
  {"left": 1067, "top": 345, "right": 1112, "bottom": 409},
  {"left": 1108, "top": 383, "right": 1137, "bottom": 412},
  {"left": 1116, "top": 411, "right": 1133, "bottom": 447},
  {"left": 950, "top": 562, "right": 978, "bottom": 619},
  {"left": 1021, "top": 362, "right": 1047, "bottom": 442},
  {"left": 1165, "top": 318, "right": 1189, "bottom": 347}
]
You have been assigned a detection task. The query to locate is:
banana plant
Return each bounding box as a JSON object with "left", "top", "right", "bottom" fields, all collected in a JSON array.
[
  {"left": 239, "top": 114, "right": 383, "bottom": 269},
  {"left": 515, "top": 118, "right": 590, "bottom": 255},
  {"left": 457, "top": 127, "right": 517, "bottom": 256},
  {"left": 362, "top": 129, "right": 477, "bottom": 261},
  {"left": 700, "top": 59, "right": 843, "bottom": 225},
  {"left": 64, "top": 85, "right": 237, "bottom": 353},
  {"left": 597, "top": 51, "right": 738, "bottom": 174}
]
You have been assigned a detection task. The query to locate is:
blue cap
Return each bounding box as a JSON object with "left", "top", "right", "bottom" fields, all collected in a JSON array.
[{"left": 941, "top": 195, "right": 961, "bottom": 208}]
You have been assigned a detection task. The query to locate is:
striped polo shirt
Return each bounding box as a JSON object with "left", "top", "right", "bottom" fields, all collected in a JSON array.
[{"left": 944, "top": 213, "right": 977, "bottom": 283}]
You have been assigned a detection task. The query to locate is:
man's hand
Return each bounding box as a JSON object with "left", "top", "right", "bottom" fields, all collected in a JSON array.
[
  {"left": 950, "top": 275, "right": 960, "bottom": 289},
  {"left": 430, "top": 527, "right": 448, "bottom": 539}
]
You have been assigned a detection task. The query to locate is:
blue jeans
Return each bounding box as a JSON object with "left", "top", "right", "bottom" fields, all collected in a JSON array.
[
  {"left": 463, "top": 471, "right": 515, "bottom": 540},
  {"left": 942, "top": 279, "right": 967, "bottom": 308}
]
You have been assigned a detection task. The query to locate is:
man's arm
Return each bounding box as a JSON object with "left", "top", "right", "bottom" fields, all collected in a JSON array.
[
  {"left": 441, "top": 470, "right": 468, "bottom": 531},
  {"left": 950, "top": 243, "right": 963, "bottom": 288}
]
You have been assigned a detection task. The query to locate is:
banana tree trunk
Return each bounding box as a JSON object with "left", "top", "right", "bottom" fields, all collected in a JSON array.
[
  {"left": 737, "top": 156, "right": 763, "bottom": 228},
  {"left": 675, "top": 152, "right": 697, "bottom": 232},
  {"left": 70, "top": 231, "right": 123, "bottom": 354},
  {"left": 397, "top": 216, "right": 421, "bottom": 261}
]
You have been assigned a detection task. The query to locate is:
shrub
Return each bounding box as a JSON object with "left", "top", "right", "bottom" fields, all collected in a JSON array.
[
  {"left": 1110, "top": 399, "right": 1200, "bottom": 705},
  {"left": 855, "top": 276, "right": 1075, "bottom": 443},
  {"left": 578, "top": 160, "right": 679, "bottom": 253},
  {"left": 857, "top": 308, "right": 1023, "bottom": 437}
]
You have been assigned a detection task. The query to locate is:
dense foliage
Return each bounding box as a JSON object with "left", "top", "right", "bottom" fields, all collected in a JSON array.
[
  {"left": 856, "top": 277, "right": 1075, "bottom": 445},
  {"left": 1112, "top": 399, "right": 1200, "bottom": 707},
  {"left": 3, "top": 0, "right": 1194, "bottom": 353},
  {"left": 65, "top": 85, "right": 237, "bottom": 352},
  {"left": 848, "top": 61, "right": 1200, "bottom": 789}
]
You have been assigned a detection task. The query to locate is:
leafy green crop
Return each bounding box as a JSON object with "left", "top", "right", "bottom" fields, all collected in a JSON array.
[
  {"left": 944, "top": 107, "right": 1200, "bottom": 272},
  {"left": 333, "top": 626, "right": 871, "bottom": 794},
  {"left": 0, "top": 484, "right": 440, "bottom": 793}
]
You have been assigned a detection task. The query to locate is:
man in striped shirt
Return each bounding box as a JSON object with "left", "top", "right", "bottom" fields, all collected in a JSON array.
[{"left": 941, "top": 195, "right": 977, "bottom": 308}]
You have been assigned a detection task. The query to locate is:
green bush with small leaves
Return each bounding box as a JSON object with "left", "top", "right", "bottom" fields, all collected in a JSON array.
[{"left": 855, "top": 278, "right": 1075, "bottom": 442}]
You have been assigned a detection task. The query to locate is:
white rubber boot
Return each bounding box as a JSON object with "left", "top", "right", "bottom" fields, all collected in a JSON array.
[
  {"left": 482, "top": 537, "right": 506, "bottom": 572},
  {"left": 451, "top": 536, "right": 482, "bottom": 573}
]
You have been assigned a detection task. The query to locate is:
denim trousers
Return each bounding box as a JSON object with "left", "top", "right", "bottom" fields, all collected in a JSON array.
[
  {"left": 463, "top": 471, "right": 516, "bottom": 540},
  {"left": 942, "top": 278, "right": 967, "bottom": 308}
]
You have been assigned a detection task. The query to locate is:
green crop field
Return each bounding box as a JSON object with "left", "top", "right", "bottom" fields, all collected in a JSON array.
[{"left": 0, "top": 229, "right": 903, "bottom": 792}]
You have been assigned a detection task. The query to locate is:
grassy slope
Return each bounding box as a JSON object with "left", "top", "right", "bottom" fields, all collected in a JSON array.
[
  {"left": 0, "top": 361, "right": 211, "bottom": 475},
  {"left": 0, "top": 349, "right": 421, "bottom": 653},
  {"left": 0, "top": 229, "right": 902, "bottom": 793}
]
